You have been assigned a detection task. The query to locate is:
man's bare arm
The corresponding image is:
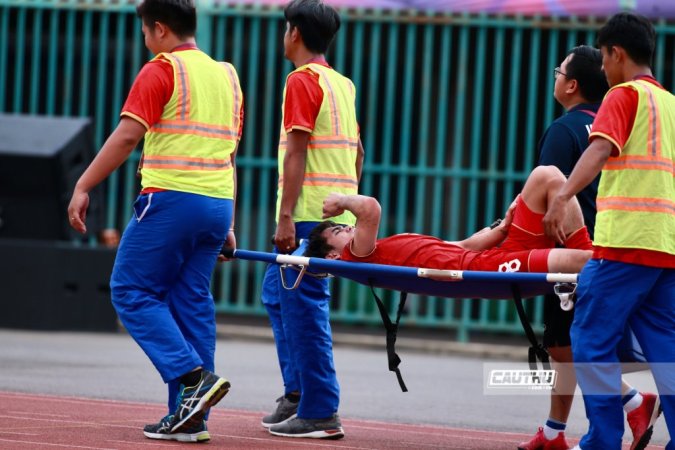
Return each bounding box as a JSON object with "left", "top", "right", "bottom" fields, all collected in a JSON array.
[
  {"left": 68, "top": 117, "right": 146, "bottom": 233},
  {"left": 322, "top": 193, "right": 380, "bottom": 256},
  {"left": 453, "top": 195, "right": 518, "bottom": 251},
  {"left": 355, "top": 139, "right": 364, "bottom": 183},
  {"left": 455, "top": 225, "right": 508, "bottom": 251},
  {"left": 275, "top": 130, "right": 309, "bottom": 252}
]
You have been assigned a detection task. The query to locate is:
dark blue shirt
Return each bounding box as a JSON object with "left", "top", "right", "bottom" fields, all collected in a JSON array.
[{"left": 538, "top": 103, "right": 601, "bottom": 238}]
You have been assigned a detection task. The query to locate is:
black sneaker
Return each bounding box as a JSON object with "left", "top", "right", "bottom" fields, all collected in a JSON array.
[
  {"left": 143, "top": 414, "right": 210, "bottom": 442},
  {"left": 170, "top": 370, "right": 230, "bottom": 433},
  {"left": 268, "top": 414, "right": 344, "bottom": 439},
  {"left": 261, "top": 396, "right": 299, "bottom": 428}
]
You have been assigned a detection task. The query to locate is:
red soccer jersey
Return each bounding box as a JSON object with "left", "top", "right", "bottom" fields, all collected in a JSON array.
[
  {"left": 341, "top": 234, "right": 480, "bottom": 269},
  {"left": 340, "top": 233, "right": 553, "bottom": 272},
  {"left": 340, "top": 197, "right": 557, "bottom": 273}
]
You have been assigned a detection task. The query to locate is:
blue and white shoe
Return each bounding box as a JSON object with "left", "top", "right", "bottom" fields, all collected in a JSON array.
[
  {"left": 143, "top": 414, "right": 210, "bottom": 442},
  {"left": 170, "top": 370, "right": 230, "bottom": 433}
]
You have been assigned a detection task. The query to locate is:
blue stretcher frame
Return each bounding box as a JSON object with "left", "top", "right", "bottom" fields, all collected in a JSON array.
[
  {"left": 226, "top": 248, "right": 578, "bottom": 300},
  {"left": 225, "top": 248, "right": 581, "bottom": 387}
]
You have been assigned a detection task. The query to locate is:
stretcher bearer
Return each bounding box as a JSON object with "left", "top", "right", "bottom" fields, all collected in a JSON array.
[
  {"left": 260, "top": 0, "right": 364, "bottom": 439},
  {"left": 67, "top": 0, "right": 243, "bottom": 443},
  {"left": 544, "top": 12, "right": 675, "bottom": 450},
  {"left": 521, "top": 45, "right": 659, "bottom": 450}
]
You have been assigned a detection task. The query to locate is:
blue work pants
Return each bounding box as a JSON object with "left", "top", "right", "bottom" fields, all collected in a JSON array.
[
  {"left": 571, "top": 258, "right": 675, "bottom": 450},
  {"left": 111, "top": 191, "right": 232, "bottom": 413},
  {"left": 261, "top": 222, "right": 340, "bottom": 419}
]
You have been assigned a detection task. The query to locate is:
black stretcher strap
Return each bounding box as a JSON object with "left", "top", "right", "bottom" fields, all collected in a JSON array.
[
  {"left": 511, "top": 283, "right": 550, "bottom": 371},
  {"left": 369, "top": 280, "right": 408, "bottom": 392}
]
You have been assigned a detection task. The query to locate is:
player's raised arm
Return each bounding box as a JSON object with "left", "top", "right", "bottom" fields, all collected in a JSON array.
[{"left": 322, "top": 193, "right": 380, "bottom": 257}]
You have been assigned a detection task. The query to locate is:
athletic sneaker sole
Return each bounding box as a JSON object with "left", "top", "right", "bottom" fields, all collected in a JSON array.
[
  {"left": 171, "top": 378, "right": 231, "bottom": 433},
  {"left": 144, "top": 429, "right": 210, "bottom": 442},
  {"left": 261, "top": 413, "right": 297, "bottom": 429},
  {"left": 631, "top": 397, "right": 662, "bottom": 450},
  {"left": 269, "top": 426, "right": 345, "bottom": 440}
]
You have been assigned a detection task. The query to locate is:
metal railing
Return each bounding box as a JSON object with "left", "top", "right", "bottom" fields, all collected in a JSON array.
[{"left": 2, "top": 0, "right": 674, "bottom": 341}]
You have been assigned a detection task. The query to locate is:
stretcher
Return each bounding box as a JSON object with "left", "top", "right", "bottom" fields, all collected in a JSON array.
[{"left": 222, "top": 248, "right": 579, "bottom": 391}]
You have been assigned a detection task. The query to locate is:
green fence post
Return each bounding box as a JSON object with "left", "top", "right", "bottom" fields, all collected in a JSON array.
[{"left": 196, "top": 0, "right": 214, "bottom": 55}]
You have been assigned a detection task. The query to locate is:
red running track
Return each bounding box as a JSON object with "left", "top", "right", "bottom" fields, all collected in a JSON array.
[{"left": 0, "top": 391, "right": 665, "bottom": 450}]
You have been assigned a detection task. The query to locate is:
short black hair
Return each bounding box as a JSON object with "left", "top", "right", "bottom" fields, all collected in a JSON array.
[
  {"left": 304, "top": 220, "right": 338, "bottom": 258},
  {"left": 597, "top": 12, "right": 655, "bottom": 66},
  {"left": 136, "top": 0, "right": 196, "bottom": 39},
  {"left": 284, "top": 0, "right": 341, "bottom": 54},
  {"left": 565, "top": 45, "right": 609, "bottom": 103}
]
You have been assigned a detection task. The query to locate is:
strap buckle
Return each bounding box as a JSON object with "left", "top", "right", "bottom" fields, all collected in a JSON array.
[
  {"left": 554, "top": 282, "right": 577, "bottom": 311},
  {"left": 278, "top": 264, "right": 307, "bottom": 290},
  {"left": 278, "top": 264, "right": 332, "bottom": 290}
]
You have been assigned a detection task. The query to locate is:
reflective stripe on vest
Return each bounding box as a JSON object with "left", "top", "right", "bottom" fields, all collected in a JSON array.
[
  {"left": 152, "top": 120, "right": 239, "bottom": 139},
  {"left": 276, "top": 64, "right": 360, "bottom": 224},
  {"left": 596, "top": 196, "right": 675, "bottom": 215},
  {"left": 142, "top": 155, "right": 233, "bottom": 171},
  {"left": 279, "top": 136, "right": 359, "bottom": 149},
  {"left": 140, "top": 51, "right": 242, "bottom": 199},
  {"left": 279, "top": 172, "right": 358, "bottom": 188},
  {"left": 594, "top": 79, "right": 675, "bottom": 255}
]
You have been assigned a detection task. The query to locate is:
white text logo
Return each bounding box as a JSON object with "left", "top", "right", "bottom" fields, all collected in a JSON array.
[{"left": 488, "top": 370, "right": 556, "bottom": 390}]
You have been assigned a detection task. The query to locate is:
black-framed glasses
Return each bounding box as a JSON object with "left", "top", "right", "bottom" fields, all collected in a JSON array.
[{"left": 554, "top": 67, "right": 568, "bottom": 79}]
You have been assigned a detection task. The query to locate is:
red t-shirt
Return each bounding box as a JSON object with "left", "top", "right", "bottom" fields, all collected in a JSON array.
[
  {"left": 339, "top": 197, "right": 556, "bottom": 273},
  {"left": 589, "top": 75, "right": 675, "bottom": 268},
  {"left": 341, "top": 234, "right": 480, "bottom": 269},
  {"left": 283, "top": 58, "right": 327, "bottom": 134}
]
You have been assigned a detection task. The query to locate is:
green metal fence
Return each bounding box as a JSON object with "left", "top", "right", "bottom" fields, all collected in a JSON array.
[{"left": 2, "top": 1, "right": 674, "bottom": 341}]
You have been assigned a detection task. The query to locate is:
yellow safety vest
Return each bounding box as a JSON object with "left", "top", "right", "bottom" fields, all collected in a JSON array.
[
  {"left": 276, "top": 63, "right": 360, "bottom": 224},
  {"left": 140, "top": 50, "right": 242, "bottom": 199},
  {"left": 594, "top": 79, "right": 675, "bottom": 255}
]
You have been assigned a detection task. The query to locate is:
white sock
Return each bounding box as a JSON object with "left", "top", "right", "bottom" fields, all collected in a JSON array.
[
  {"left": 624, "top": 391, "right": 643, "bottom": 413},
  {"left": 543, "top": 421, "right": 565, "bottom": 440}
]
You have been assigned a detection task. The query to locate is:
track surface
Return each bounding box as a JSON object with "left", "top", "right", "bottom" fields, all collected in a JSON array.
[{"left": 0, "top": 330, "right": 668, "bottom": 449}]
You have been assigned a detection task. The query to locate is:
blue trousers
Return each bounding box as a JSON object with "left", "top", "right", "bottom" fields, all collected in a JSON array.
[
  {"left": 571, "top": 258, "right": 675, "bottom": 450},
  {"left": 261, "top": 222, "right": 340, "bottom": 419},
  {"left": 110, "top": 191, "right": 232, "bottom": 414}
]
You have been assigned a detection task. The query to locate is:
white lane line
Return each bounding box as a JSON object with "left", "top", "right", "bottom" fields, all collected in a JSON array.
[
  {"left": 9, "top": 411, "right": 71, "bottom": 418},
  {"left": 0, "top": 432, "right": 40, "bottom": 436},
  {"left": 0, "top": 415, "right": 138, "bottom": 429},
  {"left": 107, "top": 440, "right": 189, "bottom": 448},
  {"left": 0, "top": 438, "right": 117, "bottom": 449},
  {"left": 209, "top": 433, "right": 374, "bottom": 449}
]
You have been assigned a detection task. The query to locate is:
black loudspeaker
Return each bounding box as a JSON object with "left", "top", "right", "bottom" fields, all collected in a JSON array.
[
  {"left": 0, "top": 113, "right": 104, "bottom": 240},
  {"left": 0, "top": 239, "right": 118, "bottom": 332}
]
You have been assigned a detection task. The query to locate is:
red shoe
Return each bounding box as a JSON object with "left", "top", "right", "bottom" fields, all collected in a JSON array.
[
  {"left": 518, "top": 427, "right": 570, "bottom": 450},
  {"left": 627, "top": 392, "right": 662, "bottom": 450}
]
